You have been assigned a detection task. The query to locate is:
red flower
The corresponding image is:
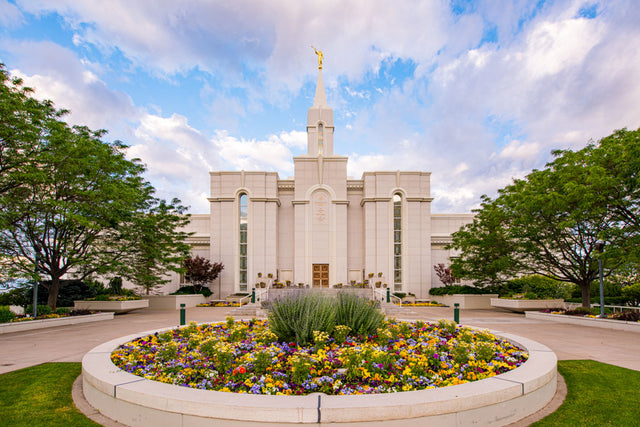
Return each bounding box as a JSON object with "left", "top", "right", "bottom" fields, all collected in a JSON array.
[{"left": 238, "top": 366, "right": 246, "bottom": 374}]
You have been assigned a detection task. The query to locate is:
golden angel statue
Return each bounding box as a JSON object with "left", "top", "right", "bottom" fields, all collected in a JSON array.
[{"left": 311, "top": 46, "right": 323, "bottom": 69}]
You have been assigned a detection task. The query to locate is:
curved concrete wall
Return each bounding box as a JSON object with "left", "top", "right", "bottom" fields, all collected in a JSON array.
[{"left": 82, "top": 325, "right": 557, "bottom": 426}]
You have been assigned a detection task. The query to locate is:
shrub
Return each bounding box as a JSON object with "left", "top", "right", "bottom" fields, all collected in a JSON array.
[
  {"left": 267, "top": 292, "right": 336, "bottom": 345},
  {"left": 564, "top": 307, "right": 593, "bottom": 316},
  {"left": 335, "top": 293, "right": 384, "bottom": 337},
  {"left": 0, "top": 307, "right": 16, "bottom": 323},
  {"left": 506, "top": 275, "right": 568, "bottom": 299},
  {"left": 621, "top": 283, "right": 640, "bottom": 306},
  {"left": 614, "top": 311, "right": 640, "bottom": 322},
  {"left": 171, "top": 285, "right": 212, "bottom": 297},
  {"left": 55, "top": 307, "right": 71, "bottom": 315},
  {"left": 25, "top": 304, "right": 52, "bottom": 315}
]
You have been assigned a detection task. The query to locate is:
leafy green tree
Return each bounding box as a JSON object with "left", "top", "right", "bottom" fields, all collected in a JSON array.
[
  {"left": 450, "top": 129, "right": 640, "bottom": 308},
  {"left": 115, "top": 198, "right": 192, "bottom": 295},
  {"left": 183, "top": 255, "right": 224, "bottom": 294},
  {"left": 0, "top": 64, "right": 190, "bottom": 309}
]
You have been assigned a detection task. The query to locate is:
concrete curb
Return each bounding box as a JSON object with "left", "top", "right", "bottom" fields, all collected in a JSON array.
[
  {"left": 82, "top": 323, "right": 557, "bottom": 426},
  {"left": 0, "top": 312, "right": 114, "bottom": 335}
]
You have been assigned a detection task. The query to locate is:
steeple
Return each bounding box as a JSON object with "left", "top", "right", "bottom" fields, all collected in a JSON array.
[
  {"left": 313, "top": 69, "right": 328, "bottom": 107},
  {"left": 307, "top": 53, "right": 334, "bottom": 157}
]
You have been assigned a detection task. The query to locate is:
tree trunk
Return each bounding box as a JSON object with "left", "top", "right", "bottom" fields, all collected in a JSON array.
[
  {"left": 580, "top": 281, "right": 591, "bottom": 309},
  {"left": 47, "top": 276, "right": 61, "bottom": 311}
]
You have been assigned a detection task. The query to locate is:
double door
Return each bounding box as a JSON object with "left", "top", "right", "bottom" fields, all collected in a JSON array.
[{"left": 312, "top": 264, "right": 329, "bottom": 288}]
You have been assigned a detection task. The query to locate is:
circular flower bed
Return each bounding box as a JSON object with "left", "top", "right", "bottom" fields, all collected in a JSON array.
[{"left": 111, "top": 318, "right": 527, "bottom": 396}]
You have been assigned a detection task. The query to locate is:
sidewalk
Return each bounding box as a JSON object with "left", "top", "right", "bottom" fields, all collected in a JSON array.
[{"left": 1, "top": 306, "right": 639, "bottom": 375}]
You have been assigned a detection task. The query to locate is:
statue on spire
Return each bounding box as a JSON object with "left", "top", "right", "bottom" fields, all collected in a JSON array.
[{"left": 311, "top": 46, "right": 323, "bottom": 69}]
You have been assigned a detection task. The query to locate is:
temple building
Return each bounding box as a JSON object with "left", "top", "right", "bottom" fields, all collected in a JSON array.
[{"left": 173, "top": 64, "right": 473, "bottom": 299}]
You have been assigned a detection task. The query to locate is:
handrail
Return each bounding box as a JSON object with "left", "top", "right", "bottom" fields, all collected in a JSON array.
[
  {"left": 372, "top": 289, "right": 386, "bottom": 302},
  {"left": 591, "top": 304, "right": 640, "bottom": 313},
  {"left": 254, "top": 288, "right": 268, "bottom": 303},
  {"left": 237, "top": 294, "right": 252, "bottom": 307},
  {"left": 389, "top": 294, "right": 403, "bottom": 307},
  {"left": 371, "top": 289, "right": 402, "bottom": 307}
]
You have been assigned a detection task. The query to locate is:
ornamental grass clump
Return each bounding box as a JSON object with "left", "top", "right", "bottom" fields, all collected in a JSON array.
[
  {"left": 267, "top": 292, "right": 336, "bottom": 345},
  {"left": 335, "top": 292, "right": 385, "bottom": 336}
]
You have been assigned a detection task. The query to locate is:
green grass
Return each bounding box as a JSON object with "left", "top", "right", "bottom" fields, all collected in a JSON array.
[
  {"left": 0, "top": 362, "right": 99, "bottom": 426},
  {"left": 1, "top": 360, "right": 639, "bottom": 425},
  {"left": 534, "top": 360, "right": 640, "bottom": 426}
]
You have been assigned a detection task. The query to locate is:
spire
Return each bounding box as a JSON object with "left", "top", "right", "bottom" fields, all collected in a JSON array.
[{"left": 313, "top": 68, "right": 328, "bottom": 107}]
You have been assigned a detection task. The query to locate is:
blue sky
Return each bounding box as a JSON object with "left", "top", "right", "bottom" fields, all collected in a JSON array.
[{"left": 1, "top": 0, "right": 639, "bottom": 213}]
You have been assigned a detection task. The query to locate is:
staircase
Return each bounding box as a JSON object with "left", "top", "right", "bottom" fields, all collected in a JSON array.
[
  {"left": 380, "top": 301, "right": 416, "bottom": 317},
  {"left": 228, "top": 302, "right": 265, "bottom": 318}
]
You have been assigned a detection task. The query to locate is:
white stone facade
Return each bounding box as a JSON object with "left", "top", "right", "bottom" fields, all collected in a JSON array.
[{"left": 174, "top": 69, "right": 473, "bottom": 299}]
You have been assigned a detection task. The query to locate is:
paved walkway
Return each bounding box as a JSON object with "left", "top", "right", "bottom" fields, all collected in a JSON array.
[{"left": 2, "top": 305, "right": 639, "bottom": 374}]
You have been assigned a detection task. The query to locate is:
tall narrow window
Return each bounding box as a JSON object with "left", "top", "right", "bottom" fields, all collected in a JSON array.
[
  {"left": 393, "top": 194, "right": 402, "bottom": 291},
  {"left": 317, "top": 123, "right": 324, "bottom": 154},
  {"left": 239, "top": 193, "right": 248, "bottom": 292}
]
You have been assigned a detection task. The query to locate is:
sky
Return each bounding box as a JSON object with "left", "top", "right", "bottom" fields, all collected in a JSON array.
[{"left": 1, "top": 0, "right": 639, "bottom": 214}]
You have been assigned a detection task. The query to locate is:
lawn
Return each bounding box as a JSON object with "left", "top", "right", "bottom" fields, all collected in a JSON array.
[
  {"left": 1, "top": 360, "right": 639, "bottom": 425},
  {"left": 534, "top": 360, "right": 640, "bottom": 426},
  {"left": 0, "top": 362, "right": 99, "bottom": 426}
]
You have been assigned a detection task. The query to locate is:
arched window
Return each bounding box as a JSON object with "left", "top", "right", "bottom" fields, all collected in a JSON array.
[
  {"left": 393, "top": 193, "right": 402, "bottom": 290},
  {"left": 239, "top": 193, "right": 248, "bottom": 291},
  {"left": 318, "top": 123, "right": 324, "bottom": 154}
]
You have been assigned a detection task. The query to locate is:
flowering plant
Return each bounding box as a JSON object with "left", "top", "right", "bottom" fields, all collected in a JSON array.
[{"left": 111, "top": 318, "right": 527, "bottom": 395}]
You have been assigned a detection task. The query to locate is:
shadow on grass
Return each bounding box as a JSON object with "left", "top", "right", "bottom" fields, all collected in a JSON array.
[{"left": 534, "top": 360, "right": 640, "bottom": 426}]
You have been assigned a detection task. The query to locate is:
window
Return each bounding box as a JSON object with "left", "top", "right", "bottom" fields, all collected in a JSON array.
[
  {"left": 318, "top": 123, "right": 324, "bottom": 154},
  {"left": 393, "top": 193, "right": 402, "bottom": 290},
  {"left": 239, "top": 193, "right": 248, "bottom": 291}
]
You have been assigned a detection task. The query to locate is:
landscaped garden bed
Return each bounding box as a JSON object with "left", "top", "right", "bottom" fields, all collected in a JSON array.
[
  {"left": 110, "top": 317, "right": 527, "bottom": 395},
  {"left": 0, "top": 310, "right": 113, "bottom": 334},
  {"left": 526, "top": 307, "right": 640, "bottom": 332}
]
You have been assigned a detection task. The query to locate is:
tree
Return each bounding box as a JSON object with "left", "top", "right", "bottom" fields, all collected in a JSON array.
[
  {"left": 0, "top": 65, "right": 190, "bottom": 309},
  {"left": 450, "top": 129, "right": 640, "bottom": 308},
  {"left": 115, "top": 198, "right": 192, "bottom": 295},
  {"left": 183, "top": 256, "right": 224, "bottom": 294},
  {"left": 433, "top": 263, "right": 457, "bottom": 286}
]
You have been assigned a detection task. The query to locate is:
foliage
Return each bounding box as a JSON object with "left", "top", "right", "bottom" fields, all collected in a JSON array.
[
  {"left": 25, "top": 304, "right": 52, "bottom": 315},
  {"left": 107, "top": 277, "right": 124, "bottom": 295},
  {"left": 534, "top": 360, "right": 640, "bottom": 426},
  {"left": 114, "top": 197, "right": 192, "bottom": 295},
  {"left": 0, "top": 363, "right": 99, "bottom": 426},
  {"left": 450, "top": 129, "right": 640, "bottom": 307},
  {"left": 429, "top": 285, "right": 499, "bottom": 296},
  {"left": 614, "top": 310, "right": 640, "bottom": 322},
  {"left": 506, "top": 275, "right": 572, "bottom": 299},
  {"left": 0, "top": 64, "right": 190, "bottom": 308},
  {"left": 0, "top": 307, "right": 16, "bottom": 322},
  {"left": 183, "top": 256, "right": 224, "bottom": 293},
  {"left": 621, "top": 283, "right": 640, "bottom": 306},
  {"left": 171, "top": 285, "right": 212, "bottom": 298},
  {"left": 334, "top": 292, "right": 384, "bottom": 337},
  {"left": 433, "top": 263, "right": 457, "bottom": 286},
  {"left": 267, "top": 292, "right": 336, "bottom": 345}
]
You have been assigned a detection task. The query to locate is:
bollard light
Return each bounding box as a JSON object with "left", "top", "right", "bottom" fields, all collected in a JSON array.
[
  {"left": 595, "top": 240, "right": 606, "bottom": 318},
  {"left": 180, "top": 303, "right": 186, "bottom": 325},
  {"left": 454, "top": 303, "right": 460, "bottom": 324}
]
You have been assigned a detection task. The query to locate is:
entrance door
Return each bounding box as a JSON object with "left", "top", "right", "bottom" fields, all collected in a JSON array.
[{"left": 312, "top": 264, "right": 329, "bottom": 288}]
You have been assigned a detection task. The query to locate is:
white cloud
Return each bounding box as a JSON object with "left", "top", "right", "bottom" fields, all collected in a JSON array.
[
  {"left": 498, "top": 140, "right": 541, "bottom": 161},
  {"left": 6, "top": 41, "right": 137, "bottom": 131},
  {"left": 0, "top": 0, "right": 24, "bottom": 27}
]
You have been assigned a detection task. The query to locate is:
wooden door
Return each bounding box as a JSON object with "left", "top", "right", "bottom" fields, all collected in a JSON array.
[{"left": 313, "top": 264, "right": 329, "bottom": 288}]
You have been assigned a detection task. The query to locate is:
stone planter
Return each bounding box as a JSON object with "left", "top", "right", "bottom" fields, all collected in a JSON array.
[
  {"left": 143, "top": 295, "right": 207, "bottom": 310},
  {"left": 525, "top": 311, "right": 640, "bottom": 333},
  {"left": 400, "top": 296, "right": 416, "bottom": 304},
  {"left": 430, "top": 294, "right": 499, "bottom": 309},
  {"left": 74, "top": 299, "right": 148, "bottom": 314},
  {"left": 491, "top": 298, "right": 564, "bottom": 313},
  {"left": 82, "top": 324, "right": 557, "bottom": 426},
  {"left": 0, "top": 312, "right": 113, "bottom": 334}
]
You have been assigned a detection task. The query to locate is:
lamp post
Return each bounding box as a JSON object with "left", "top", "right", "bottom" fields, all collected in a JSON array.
[
  {"left": 595, "top": 240, "right": 606, "bottom": 318},
  {"left": 32, "top": 245, "right": 41, "bottom": 318}
]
